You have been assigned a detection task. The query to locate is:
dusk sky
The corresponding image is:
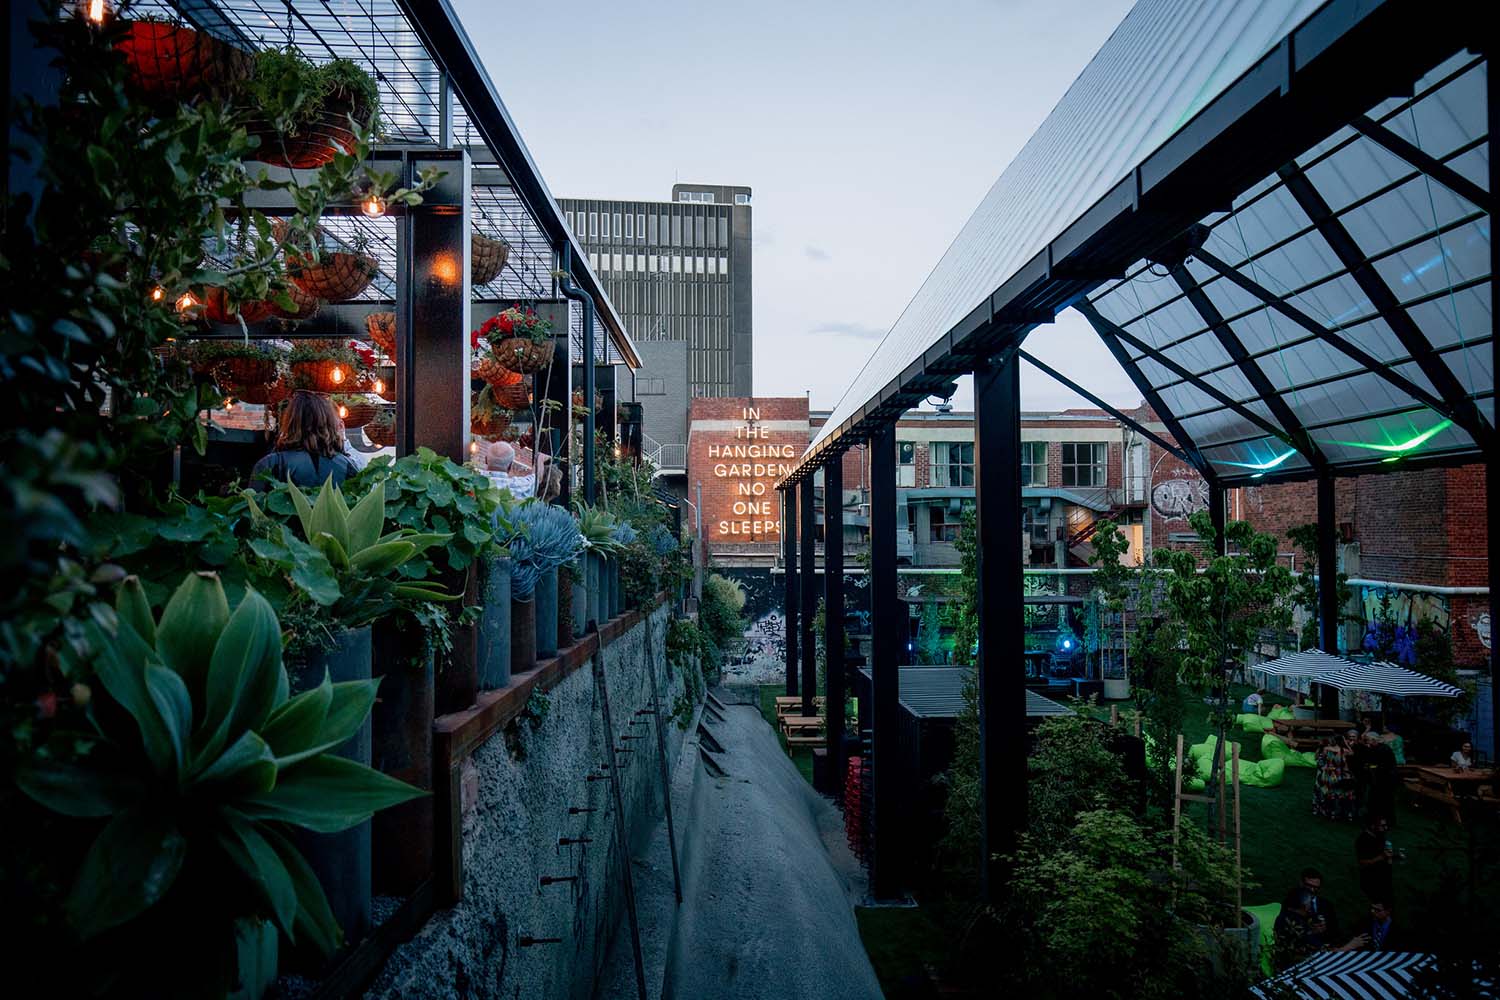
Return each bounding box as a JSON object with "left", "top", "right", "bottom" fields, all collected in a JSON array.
[{"left": 453, "top": 0, "right": 1141, "bottom": 414}]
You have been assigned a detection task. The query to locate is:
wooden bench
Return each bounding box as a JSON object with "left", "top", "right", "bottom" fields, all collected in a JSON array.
[
  {"left": 775, "top": 696, "right": 825, "bottom": 718},
  {"left": 1408, "top": 773, "right": 1463, "bottom": 824},
  {"left": 1272, "top": 718, "right": 1354, "bottom": 751}
]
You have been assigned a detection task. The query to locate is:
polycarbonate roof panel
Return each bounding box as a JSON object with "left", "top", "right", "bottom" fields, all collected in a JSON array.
[
  {"left": 1082, "top": 46, "right": 1490, "bottom": 480},
  {"left": 810, "top": 0, "right": 1326, "bottom": 450}
]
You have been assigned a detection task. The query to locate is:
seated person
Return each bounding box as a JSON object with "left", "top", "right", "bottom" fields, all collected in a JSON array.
[
  {"left": 1242, "top": 689, "right": 1266, "bottom": 715},
  {"left": 482, "top": 440, "right": 560, "bottom": 501},
  {"left": 251, "top": 390, "right": 361, "bottom": 489},
  {"left": 1451, "top": 739, "right": 1475, "bottom": 771},
  {"left": 1345, "top": 899, "right": 1403, "bottom": 952},
  {"left": 1273, "top": 891, "right": 1332, "bottom": 970},
  {"left": 1281, "top": 868, "right": 1338, "bottom": 940}
]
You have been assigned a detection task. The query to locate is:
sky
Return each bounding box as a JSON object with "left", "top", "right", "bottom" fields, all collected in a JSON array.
[{"left": 453, "top": 0, "right": 1142, "bottom": 415}]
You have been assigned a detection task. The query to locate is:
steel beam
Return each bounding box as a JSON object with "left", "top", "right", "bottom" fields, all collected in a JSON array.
[
  {"left": 1167, "top": 263, "right": 1324, "bottom": 468},
  {"left": 869, "top": 423, "right": 902, "bottom": 901},
  {"left": 1279, "top": 164, "right": 1493, "bottom": 445},
  {"left": 1349, "top": 115, "right": 1491, "bottom": 213},
  {"left": 974, "top": 351, "right": 1026, "bottom": 901},
  {"left": 1018, "top": 351, "right": 1192, "bottom": 464},
  {"left": 783, "top": 486, "right": 799, "bottom": 697},
  {"left": 800, "top": 475, "right": 819, "bottom": 718},
  {"left": 1487, "top": 59, "right": 1498, "bottom": 762},
  {"left": 823, "top": 457, "right": 847, "bottom": 785},
  {"left": 1190, "top": 247, "right": 1474, "bottom": 433},
  {"left": 1075, "top": 301, "right": 1213, "bottom": 477}
]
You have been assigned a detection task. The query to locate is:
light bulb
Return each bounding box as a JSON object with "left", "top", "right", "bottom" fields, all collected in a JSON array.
[
  {"left": 84, "top": 0, "right": 106, "bottom": 24},
  {"left": 360, "top": 193, "right": 387, "bottom": 218},
  {"left": 373, "top": 378, "right": 385, "bottom": 394},
  {"left": 175, "top": 291, "right": 199, "bottom": 313},
  {"left": 224, "top": 399, "right": 235, "bottom": 411},
  {"left": 330, "top": 365, "right": 345, "bottom": 385},
  {"left": 338, "top": 404, "right": 348, "bottom": 419},
  {"left": 470, "top": 440, "right": 479, "bottom": 454},
  {"left": 150, "top": 286, "right": 165, "bottom": 303}
]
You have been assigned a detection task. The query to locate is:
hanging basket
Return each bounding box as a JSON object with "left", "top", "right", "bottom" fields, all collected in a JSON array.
[
  {"left": 334, "top": 398, "right": 377, "bottom": 429},
  {"left": 270, "top": 281, "right": 322, "bottom": 322},
  {"left": 364, "top": 412, "right": 396, "bottom": 448},
  {"left": 471, "top": 408, "right": 511, "bottom": 439},
  {"left": 364, "top": 311, "right": 396, "bottom": 358},
  {"left": 289, "top": 359, "right": 355, "bottom": 394},
  {"left": 202, "top": 287, "right": 274, "bottom": 326},
  {"left": 246, "top": 102, "right": 358, "bottom": 170},
  {"left": 371, "top": 365, "right": 396, "bottom": 401},
  {"left": 492, "top": 337, "right": 554, "bottom": 375},
  {"left": 289, "top": 250, "right": 378, "bottom": 302},
  {"left": 214, "top": 354, "right": 279, "bottom": 397},
  {"left": 471, "top": 232, "right": 510, "bottom": 286},
  {"left": 117, "top": 20, "right": 252, "bottom": 104},
  {"left": 472, "top": 354, "right": 526, "bottom": 389},
  {"left": 491, "top": 381, "right": 531, "bottom": 410}
]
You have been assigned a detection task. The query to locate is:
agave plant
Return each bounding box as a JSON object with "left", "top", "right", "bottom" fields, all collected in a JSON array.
[
  {"left": 575, "top": 503, "right": 623, "bottom": 556},
  {"left": 15, "top": 572, "right": 424, "bottom": 998},
  {"left": 507, "top": 500, "right": 586, "bottom": 599},
  {"left": 245, "top": 475, "right": 456, "bottom": 633}
]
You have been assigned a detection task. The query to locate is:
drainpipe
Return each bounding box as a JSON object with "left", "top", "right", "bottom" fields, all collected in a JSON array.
[{"left": 558, "top": 246, "right": 596, "bottom": 505}]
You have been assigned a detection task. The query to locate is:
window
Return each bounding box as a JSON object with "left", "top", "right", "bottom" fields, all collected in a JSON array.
[
  {"left": 624, "top": 254, "right": 633, "bottom": 272},
  {"left": 636, "top": 213, "right": 646, "bottom": 240},
  {"left": 566, "top": 210, "right": 574, "bottom": 231},
  {"left": 905, "top": 504, "right": 917, "bottom": 537},
  {"left": 613, "top": 213, "right": 622, "bottom": 238},
  {"left": 598, "top": 253, "right": 609, "bottom": 272},
  {"left": 708, "top": 257, "right": 717, "bottom": 276},
  {"left": 624, "top": 213, "right": 633, "bottom": 239},
  {"left": 672, "top": 256, "right": 682, "bottom": 273},
  {"left": 719, "top": 218, "right": 729, "bottom": 244},
  {"left": 1061, "top": 442, "right": 1108, "bottom": 487},
  {"left": 648, "top": 214, "right": 658, "bottom": 243},
  {"left": 929, "top": 442, "right": 974, "bottom": 487},
  {"left": 613, "top": 253, "right": 623, "bottom": 271},
  {"left": 679, "top": 192, "right": 692, "bottom": 202},
  {"left": 1023, "top": 507, "right": 1051, "bottom": 564},
  {"left": 696, "top": 256, "right": 705, "bottom": 274},
  {"left": 648, "top": 255, "right": 658, "bottom": 273},
  {"left": 930, "top": 506, "right": 963, "bottom": 543},
  {"left": 639, "top": 378, "right": 666, "bottom": 395},
  {"left": 897, "top": 441, "right": 916, "bottom": 487},
  {"left": 695, "top": 216, "right": 705, "bottom": 245},
  {"left": 588, "top": 252, "right": 598, "bottom": 269},
  {"left": 1021, "top": 441, "right": 1047, "bottom": 487},
  {"left": 637, "top": 254, "right": 646, "bottom": 271},
  {"left": 588, "top": 212, "right": 598, "bottom": 238},
  {"left": 719, "top": 255, "right": 729, "bottom": 275},
  {"left": 671, "top": 216, "right": 682, "bottom": 245},
  {"left": 734, "top": 193, "right": 750, "bottom": 205},
  {"left": 600, "top": 213, "right": 609, "bottom": 238}
]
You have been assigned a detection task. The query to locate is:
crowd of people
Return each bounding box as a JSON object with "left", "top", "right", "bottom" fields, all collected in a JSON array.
[
  {"left": 1311, "top": 724, "right": 1401, "bottom": 824},
  {"left": 1273, "top": 865, "right": 1403, "bottom": 969}
]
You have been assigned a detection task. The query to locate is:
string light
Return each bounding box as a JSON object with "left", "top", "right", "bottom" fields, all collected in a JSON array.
[
  {"left": 84, "top": 0, "right": 106, "bottom": 25},
  {"left": 223, "top": 398, "right": 235, "bottom": 412},
  {"left": 329, "top": 365, "right": 345, "bottom": 385},
  {"left": 360, "top": 192, "right": 387, "bottom": 218},
  {"left": 469, "top": 440, "right": 479, "bottom": 455},
  {"left": 150, "top": 286, "right": 165, "bottom": 303},
  {"left": 175, "top": 291, "right": 199, "bottom": 314},
  {"left": 373, "top": 377, "right": 385, "bottom": 394}
]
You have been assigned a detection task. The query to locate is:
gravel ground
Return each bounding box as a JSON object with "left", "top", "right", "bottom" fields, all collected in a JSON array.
[{"left": 595, "top": 691, "right": 880, "bottom": 1000}]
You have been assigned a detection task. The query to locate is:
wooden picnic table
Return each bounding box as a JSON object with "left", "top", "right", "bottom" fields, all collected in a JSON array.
[
  {"left": 1272, "top": 717, "right": 1355, "bottom": 750},
  {"left": 1406, "top": 766, "right": 1496, "bottom": 823},
  {"left": 780, "top": 714, "right": 824, "bottom": 733},
  {"left": 1415, "top": 766, "right": 1496, "bottom": 787}
]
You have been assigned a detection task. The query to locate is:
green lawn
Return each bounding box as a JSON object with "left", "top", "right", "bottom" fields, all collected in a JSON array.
[{"left": 756, "top": 683, "right": 814, "bottom": 785}]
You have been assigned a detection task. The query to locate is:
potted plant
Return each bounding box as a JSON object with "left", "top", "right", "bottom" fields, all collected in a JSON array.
[
  {"left": 506, "top": 501, "right": 586, "bottom": 671},
  {"left": 363, "top": 406, "right": 396, "bottom": 448},
  {"left": 185, "top": 339, "right": 284, "bottom": 403},
  {"left": 288, "top": 232, "right": 379, "bottom": 302},
  {"left": 14, "top": 572, "right": 424, "bottom": 996},
  {"left": 471, "top": 230, "right": 510, "bottom": 285},
  {"left": 115, "top": 15, "right": 253, "bottom": 104},
  {"left": 244, "top": 48, "right": 380, "bottom": 170},
  {"left": 365, "top": 310, "right": 396, "bottom": 357},
  {"left": 471, "top": 385, "right": 513, "bottom": 439},
  {"left": 287, "top": 338, "right": 365, "bottom": 393},
  {"left": 576, "top": 504, "right": 619, "bottom": 629},
  {"left": 269, "top": 279, "right": 322, "bottom": 322},
  {"left": 201, "top": 284, "right": 275, "bottom": 326},
  {"left": 476, "top": 305, "right": 554, "bottom": 375}
]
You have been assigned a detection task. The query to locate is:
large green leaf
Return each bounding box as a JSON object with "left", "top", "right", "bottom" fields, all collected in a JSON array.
[
  {"left": 91, "top": 621, "right": 177, "bottom": 777},
  {"left": 191, "top": 730, "right": 277, "bottom": 796},
  {"left": 311, "top": 531, "right": 351, "bottom": 571},
  {"left": 259, "top": 672, "right": 332, "bottom": 762},
  {"left": 230, "top": 917, "right": 279, "bottom": 1000},
  {"left": 144, "top": 663, "right": 193, "bottom": 778},
  {"left": 156, "top": 572, "right": 230, "bottom": 699},
  {"left": 66, "top": 808, "right": 186, "bottom": 940},
  {"left": 286, "top": 478, "right": 316, "bottom": 540},
  {"left": 259, "top": 824, "right": 340, "bottom": 956},
  {"left": 115, "top": 576, "right": 156, "bottom": 646},
  {"left": 348, "top": 539, "right": 416, "bottom": 576},
  {"left": 240, "top": 755, "right": 425, "bottom": 833},
  {"left": 307, "top": 475, "right": 350, "bottom": 556},
  {"left": 198, "top": 588, "right": 284, "bottom": 759},
  {"left": 346, "top": 481, "right": 385, "bottom": 556},
  {"left": 15, "top": 756, "right": 140, "bottom": 818},
  {"left": 217, "top": 810, "right": 297, "bottom": 938}
]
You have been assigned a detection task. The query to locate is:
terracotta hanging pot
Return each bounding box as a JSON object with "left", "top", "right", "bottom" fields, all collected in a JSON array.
[
  {"left": 491, "top": 381, "right": 531, "bottom": 410},
  {"left": 216, "top": 354, "right": 279, "bottom": 398},
  {"left": 364, "top": 311, "right": 396, "bottom": 358},
  {"left": 201, "top": 286, "right": 274, "bottom": 326},
  {"left": 269, "top": 280, "right": 322, "bottom": 321},
  {"left": 289, "top": 359, "right": 354, "bottom": 393},
  {"left": 364, "top": 410, "right": 396, "bottom": 447},
  {"left": 471, "top": 232, "right": 510, "bottom": 286},
  {"left": 289, "top": 250, "right": 378, "bottom": 302},
  {"left": 492, "top": 337, "right": 554, "bottom": 375},
  {"left": 334, "top": 397, "right": 377, "bottom": 429},
  {"left": 471, "top": 407, "right": 511, "bottom": 439},
  {"left": 472, "top": 354, "right": 524, "bottom": 389},
  {"left": 116, "top": 20, "right": 252, "bottom": 104},
  {"left": 246, "top": 101, "right": 358, "bottom": 170}
]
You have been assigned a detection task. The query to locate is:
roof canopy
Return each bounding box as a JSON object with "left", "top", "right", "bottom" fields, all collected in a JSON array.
[
  {"left": 785, "top": 0, "right": 1489, "bottom": 486},
  {"left": 141, "top": 0, "right": 638, "bottom": 368}
]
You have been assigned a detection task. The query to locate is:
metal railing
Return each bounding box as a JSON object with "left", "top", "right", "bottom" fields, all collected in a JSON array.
[{"left": 641, "top": 432, "right": 686, "bottom": 473}]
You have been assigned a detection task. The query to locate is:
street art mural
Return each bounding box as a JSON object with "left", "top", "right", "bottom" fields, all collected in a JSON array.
[
  {"left": 1473, "top": 611, "right": 1491, "bottom": 651},
  {"left": 1150, "top": 474, "right": 1210, "bottom": 521},
  {"left": 718, "top": 566, "right": 872, "bottom": 686},
  {"left": 1358, "top": 586, "right": 1448, "bottom": 665}
]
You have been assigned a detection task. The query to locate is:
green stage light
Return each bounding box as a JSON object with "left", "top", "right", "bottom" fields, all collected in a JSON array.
[
  {"left": 1221, "top": 447, "right": 1298, "bottom": 472},
  {"left": 1330, "top": 418, "right": 1453, "bottom": 455}
]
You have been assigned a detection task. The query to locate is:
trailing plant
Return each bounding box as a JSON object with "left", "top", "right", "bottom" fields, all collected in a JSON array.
[
  {"left": 246, "top": 47, "right": 380, "bottom": 137},
  {"left": 506, "top": 500, "right": 585, "bottom": 599},
  {"left": 13, "top": 571, "right": 423, "bottom": 998},
  {"left": 476, "top": 305, "right": 552, "bottom": 348}
]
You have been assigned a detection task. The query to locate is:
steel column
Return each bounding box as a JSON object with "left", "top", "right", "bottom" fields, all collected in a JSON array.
[
  {"left": 783, "top": 487, "right": 799, "bottom": 697},
  {"left": 974, "top": 352, "right": 1026, "bottom": 901},
  {"left": 1491, "top": 57, "right": 1500, "bottom": 761},
  {"left": 869, "top": 423, "right": 901, "bottom": 901},
  {"left": 534, "top": 310, "right": 573, "bottom": 506},
  {"left": 1317, "top": 472, "right": 1341, "bottom": 720},
  {"left": 823, "top": 457, "right": 847, "bottom": 782},
  {"left": 800, "top": 475, "right": 819, "bottom": 717},
  {"left": 394, "top": 150, "right": 471, "bottom": 461},
  {"left": 1209, "top": 480, "right": 1227, "bottom": 557}
]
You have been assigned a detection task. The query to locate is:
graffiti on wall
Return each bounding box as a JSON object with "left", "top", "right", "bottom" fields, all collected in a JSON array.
[
  {"left": 1150, "top": 474, "right": 1210, "bottom": 521},
  {"left": 1472, "top": 611, "right": 1491, "bottom": 651}
]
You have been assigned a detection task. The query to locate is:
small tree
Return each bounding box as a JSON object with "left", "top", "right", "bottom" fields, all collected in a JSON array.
[
  {"left": 1090, "top": 521, "right": 1133, "bottom": 682},
  {"left": 1287, "top": 523, "right": 1356, "bottom": 651}
]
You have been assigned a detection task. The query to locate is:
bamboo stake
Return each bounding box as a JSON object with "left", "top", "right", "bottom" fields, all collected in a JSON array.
[
  {"left": 1172, "top": 733, "right": 1184, "bottom": 871},
  {"left": 1219, "top": 740, "right": 1229, "bottom": 845},
  {"left": 1110, "top": 704, "right": 1119, "bottom": 727},
  {"left": 1233, "top": 743, "right": 1243, "bottom": 920}
]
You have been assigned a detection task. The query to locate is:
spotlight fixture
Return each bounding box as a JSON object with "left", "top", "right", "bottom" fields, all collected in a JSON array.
[{"left": 360, "top": 192, "right": 387, "bottom": 218}]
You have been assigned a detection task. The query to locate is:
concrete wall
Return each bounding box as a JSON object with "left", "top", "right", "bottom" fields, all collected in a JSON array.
[{"left": 367, "top": 605, "right": 693, "bottom": 1000}]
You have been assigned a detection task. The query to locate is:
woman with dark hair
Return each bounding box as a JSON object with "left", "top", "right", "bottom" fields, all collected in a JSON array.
[{"left": 251, "top": 390, "right": 361, "bottom": 489}]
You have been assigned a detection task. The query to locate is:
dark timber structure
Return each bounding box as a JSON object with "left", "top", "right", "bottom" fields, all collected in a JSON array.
[{"left": 778, "top": 0, "right": 1495, "bottom": 902}]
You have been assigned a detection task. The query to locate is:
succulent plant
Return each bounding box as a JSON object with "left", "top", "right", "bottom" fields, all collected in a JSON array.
[{"left": 506, "top": 500, "right": 585, "bottom": 599}]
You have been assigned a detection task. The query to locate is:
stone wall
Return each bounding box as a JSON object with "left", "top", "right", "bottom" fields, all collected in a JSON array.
[{"left": 367, "top": 605, "right": 693, "bottom": 1000}]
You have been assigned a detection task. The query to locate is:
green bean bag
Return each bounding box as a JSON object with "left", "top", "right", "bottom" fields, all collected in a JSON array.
[
  {"left": 1237, "top": 713, "right": 1276, "bottom": 733},
  {"left": 1184, "top": 774, "right": 1206, "bottom": 793},
  {"left": 1261, "top": 732, "right": 1316, "bottom": 767},
  {"left": 1268, "top": 705, "right": 1294, "bottom": 721},
  {"left": 1243, "top": 902, "right": 1281, "bottom": 977},
  {"left": 1240, "top": 757, "right": 1286, "bottom": 787}
]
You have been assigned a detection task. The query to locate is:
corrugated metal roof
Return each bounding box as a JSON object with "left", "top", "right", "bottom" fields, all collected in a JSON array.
[
  {"left": 811, "top": 0, "right": 1325, "bottom": 453},
  {"left": 856, "top": 667, "right": 1074, "bottom": 720}
]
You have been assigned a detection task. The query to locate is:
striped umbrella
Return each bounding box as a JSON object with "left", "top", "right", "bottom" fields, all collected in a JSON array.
[
  {"left": 1251, "top": 950, "right": 1435, "bottom": 999},
  {"left": 1250, "top": 649, "right": 1354, "bottom": 681},
  {"left": 1314, "top": 661, "right": 1463, "bottom": 698}
]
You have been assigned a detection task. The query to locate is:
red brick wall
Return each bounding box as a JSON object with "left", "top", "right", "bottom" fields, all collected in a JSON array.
[{"left": 689, "top": 397, "right": 809, "bottom": 554}]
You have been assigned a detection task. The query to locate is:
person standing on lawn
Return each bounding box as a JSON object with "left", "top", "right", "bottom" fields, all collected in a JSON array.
[
  {"left": 1314, "top": 734, "right": 1356, "bottom": 821},
  {"left": 1355, "top": 814, "right": 1395, "bottom": 903},
  {"left": 1362, "top": 731, "right": 1398, "bottom": 824}
]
